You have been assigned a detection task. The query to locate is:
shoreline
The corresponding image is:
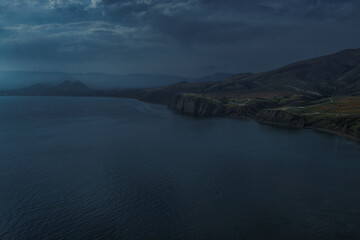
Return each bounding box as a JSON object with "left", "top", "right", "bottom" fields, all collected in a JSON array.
[
  {"left": 1, "top": 95, "right": 359, "bottom": 142},
  {"left": 164, "top": 94, "right": 360, "bottom": 143},
  {"left": 254, "top": 118, "right": 360, "bottom": 143}
]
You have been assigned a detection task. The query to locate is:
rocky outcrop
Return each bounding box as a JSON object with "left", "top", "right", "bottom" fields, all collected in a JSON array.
[
  {"left": 168, "top": 93, "right": 278, "bottom": 118},
  {"left": 168, "top": 93, "right": 360, "bottom": 141},
  {"left": 168, "top": 94, "right": 225, "bottom": 117},
  {"left": 305, "top": 116, "right": 360, "bottom": 140}
]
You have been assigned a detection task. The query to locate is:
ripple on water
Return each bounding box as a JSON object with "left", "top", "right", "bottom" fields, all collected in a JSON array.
[{"left": 1, "top": 97, "right": 360, "bottom": 239}]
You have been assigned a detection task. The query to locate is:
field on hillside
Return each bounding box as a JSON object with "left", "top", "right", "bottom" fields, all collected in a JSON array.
[{"left": 278, "top": 96, "right": 360, "bottom": 118}]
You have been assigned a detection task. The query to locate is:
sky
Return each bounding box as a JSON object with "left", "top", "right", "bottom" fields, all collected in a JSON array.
[{"left": 0, "top": 0, "right": 360, "bottom": 77}]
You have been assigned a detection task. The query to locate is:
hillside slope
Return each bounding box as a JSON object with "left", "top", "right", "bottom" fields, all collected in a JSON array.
[
  {"left": 0, "top": 80, "right": 96, "bottom": 96},
  {"left": 119, "top": 49, "right": 360, "bottom": 140}
]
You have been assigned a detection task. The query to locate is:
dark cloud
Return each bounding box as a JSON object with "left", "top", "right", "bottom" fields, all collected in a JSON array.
[{"left": 0, "top": 0, "right": 360, "bottom": 76}]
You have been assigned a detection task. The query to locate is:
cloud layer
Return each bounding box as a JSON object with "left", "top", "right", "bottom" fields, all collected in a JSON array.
[{"left": 1, "top": 0, "right": 360, "bottom": 76}]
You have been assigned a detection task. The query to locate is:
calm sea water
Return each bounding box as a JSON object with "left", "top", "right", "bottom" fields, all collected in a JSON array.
[{"left": 1, "top": 97, "right": 360, "bottom": 240}]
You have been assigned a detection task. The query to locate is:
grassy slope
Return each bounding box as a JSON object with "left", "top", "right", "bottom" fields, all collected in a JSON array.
[{"left": 274, "top": 96, "right": 360, "bottom": 139}]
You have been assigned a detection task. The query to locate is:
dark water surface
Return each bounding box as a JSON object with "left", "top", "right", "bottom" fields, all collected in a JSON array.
[{"left": 1, "top": 97, "right": 360, "bottom": 240}]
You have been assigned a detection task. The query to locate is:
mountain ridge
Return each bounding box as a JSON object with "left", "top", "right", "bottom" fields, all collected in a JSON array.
[
  {"left": 116, "top": 48, "right": 360, "bottom": 141},
  {"left": 1, "top": 49, "right": 360, "bottom": 141},
  {"left": 0, "top": 71, "right": 235, "bottom": 90},
  {"left": 1, "top": 80, "right": 95, "bottom": 96}
]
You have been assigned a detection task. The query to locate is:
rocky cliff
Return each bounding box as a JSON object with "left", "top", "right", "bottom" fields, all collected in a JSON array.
[
  {"left": 168, "top": 94, "right": 224, "bottom": 117},
  {"left": 168, "top": 93, "right": 275, "bottom": 118},
  {"left": 168, "top": 93, "right": 360, "bottom": 141}
]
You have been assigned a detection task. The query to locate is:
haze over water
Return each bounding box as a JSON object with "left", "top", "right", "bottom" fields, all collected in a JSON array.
[{"left": 1, "top": 97, "right": 360, "bottom": 240}]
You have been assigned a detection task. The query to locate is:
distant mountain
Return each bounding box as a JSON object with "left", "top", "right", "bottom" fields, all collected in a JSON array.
[
  {"left": 5, "top": 49, "right": 360, "bottom": 98},
  {"left": 2, "top": 49, "right": 360, "bottom": 140},
  {"left": 203, "top": 49, "right": 360, "bottom": 96},
  {"left": 0, "top": 71, "right": 189, "bottom": 90},
  {"left": 191, "top": 73, "right": 238, "bottom": 83},
  {"left": 0, "top": 71, "right": 191, "bottom": 90},
  {"left": 1, "top": 80, "right": 95, "bottom": 96},
  {"left": 128, "top": 48, "right": 360, "bottom": 101},
  {"left": 0, "top": 71, "right": 237, "bottom": 90}
]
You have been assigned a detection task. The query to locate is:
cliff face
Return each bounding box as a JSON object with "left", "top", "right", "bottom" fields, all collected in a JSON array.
[
  {"left": 168, "top": 93, "right": 278, "bottom": 118},
  {"left": 168, "top": 94, "right": 307, "bottom": 126},
  {"left": 304, "top": 116, "right": 360, "bottom": 140},
  {"left": 168, "top": 93, "right": 360, "bottom": 141},
  {"left": 168, "top": 94, "right": 225, "bottom": 117}
]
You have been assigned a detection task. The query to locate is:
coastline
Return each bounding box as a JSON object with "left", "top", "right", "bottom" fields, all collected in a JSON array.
[
  {"left": 305, "top": 126, "right": 360, "bottom": 142},
  {"left": 254, "top": 118, "right": 360, "bottom": 142},
  {"left": 162, "top": 95, "right": 360, "bottom": 143},
  {"left": 1, "top": 93, "right": 359, "bottom": 142}
]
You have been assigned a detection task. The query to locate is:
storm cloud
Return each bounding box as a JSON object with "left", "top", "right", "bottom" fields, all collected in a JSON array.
[{"left": 0, "top": 0, "right": 360, "bottom": 76}]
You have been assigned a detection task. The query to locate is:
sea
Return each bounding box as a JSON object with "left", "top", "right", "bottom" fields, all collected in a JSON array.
[{"left": 1, "top": 96, "right": 360, "bottom": 240}]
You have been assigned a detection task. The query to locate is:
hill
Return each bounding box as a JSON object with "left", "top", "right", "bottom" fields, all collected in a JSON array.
[
  {"left": 0, "top": 80, "right": 96, "bottom": 96},
  {"left": 191, "top": 73, "right": 238, "bottom": 83},
  {"left": 205, "top": 48, "right": 360, "bottom": 96},
  {"left": 2, "top": 49, "right": 360, "bottom": 140},
  {"left": 118, "top": 49, "right": 360, "bottom": 140},
  {"left": 0, "top": 71, "right": 235, "bottom": 90}
]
